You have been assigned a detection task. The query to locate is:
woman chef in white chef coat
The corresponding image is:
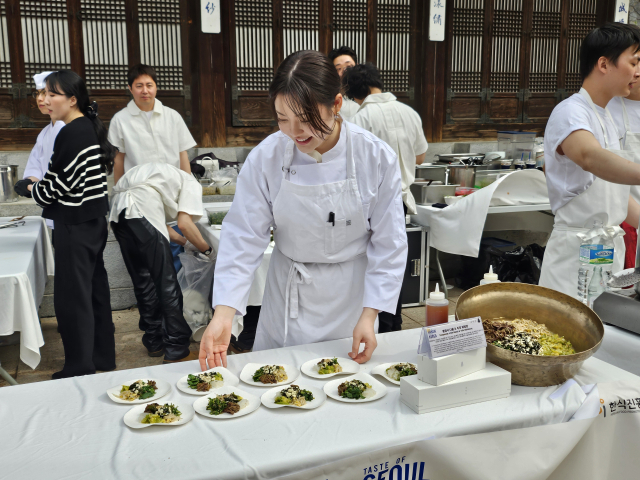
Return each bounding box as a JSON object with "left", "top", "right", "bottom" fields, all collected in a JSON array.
[
  {"left": 539, "top": 23, "right": 640, "bottom": 299},
  {"left": 199, "top": 50, "right": 407, "bottom": 369}
]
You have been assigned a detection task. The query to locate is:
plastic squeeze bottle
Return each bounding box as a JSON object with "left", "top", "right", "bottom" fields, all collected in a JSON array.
[
  {"left": 479, "top": 265, "right": 501, "bottom": 285},
  {"left": 425, "top": 284, "right": 449, "bottom": 327}
]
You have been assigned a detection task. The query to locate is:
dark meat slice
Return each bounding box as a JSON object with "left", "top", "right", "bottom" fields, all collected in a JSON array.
[
  {"left": 337, "top": 383, "right": 347, "bottom": 396},
  {"left": 144, "top": 403, "right": 159, "bottom": 413},
  {"left": 148, "top": 380, "right": 157, "bottom": 389},
  {"left": 259, "top": 373, "right": 277, "bottom": 384},
  {"left": 483, "top": 320, "right": 515, "bottom": 343},
  {"left": 223, "top": 402, "right": 240, "bottom": 414},
  {"left": 196, "top": 382, "right": 211, "bottom": 392}
]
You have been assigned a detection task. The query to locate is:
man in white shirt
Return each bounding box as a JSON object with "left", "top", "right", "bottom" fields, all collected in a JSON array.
[
  {"left": 110, "top": 163, "right": 211, "bottom": 364},
  {"left": 329, "top": 46, "right": 361, "bottom": 121},
  {"left": 343, "top": 63, "right": 427, "bottom": 332},
  {"left": 344, "top": 63, "right": 428, "bottom": 215},
  {"left": 23, "top": 71, "right": 65, "bottom": 229},
  {"left": 539, "top": 22, "right": 640, "bottom": 299},
  {"left": 108, "top": 64, "right": 197, "bottom": 184}
]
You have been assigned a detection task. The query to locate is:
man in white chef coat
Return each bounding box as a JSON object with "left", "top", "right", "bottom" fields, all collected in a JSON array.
[
  {"left": 22, "top": 71, "right": 65, "bottom": 230},
  {"left": 108, "top": 64, "right": 197, "bottom": 184},
  {"left": 608, "top": 80, "right": 640, "bottom": 269},
  {"left": 329, "top": 46, "right": 361, "bottom": 121},
  {"left": 344, "top": 63, "right": 428, "bottom": 331},
  {"left": 539, "top": 22, "right": 640, "bottom": 299},
  {"left": 110, "top": 162, "right": 211, "bottom": 364}
]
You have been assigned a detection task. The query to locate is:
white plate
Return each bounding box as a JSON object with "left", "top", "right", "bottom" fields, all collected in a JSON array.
[
  {"left": 193, "top": 386, "right": 261, "bottom": 419},
  {"left": 239, "top": 363, "right": 299, "bottom": 387},
  {"left": 370, "top": 362, "right": 418, "bottom": 386},
  {"left": 323, "top": 372, "right": 388, "bottom": 403},
  {"left": 123, "top": 401, "right": 195, "bottom": 429},
  {"left": 260, "top": 385, "right": 326, "bottom": 410},
  {"left": 300, "top": 357, "right": 360, "bottom": 379},
  {"left": 176, "top": 367, "right": 239, "bottom": 396},
  {"left": 107, "top": 378, "right": 171, "bottom": 405}
]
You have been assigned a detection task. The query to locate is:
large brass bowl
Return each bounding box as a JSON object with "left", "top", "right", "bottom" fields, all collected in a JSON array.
[{"left": 455, "top": 282, "right": 604, "bottom": 386}]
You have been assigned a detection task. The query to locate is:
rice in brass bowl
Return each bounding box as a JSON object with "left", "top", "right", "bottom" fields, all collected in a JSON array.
[{"left": 455, "top": 282, "right": 604, "bottom": 387}]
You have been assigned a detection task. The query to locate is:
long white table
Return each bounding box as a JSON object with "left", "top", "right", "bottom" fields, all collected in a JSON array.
[
  {"left": 1, "top": 328, "right": 638, "bottom": 480},
  {"left": 594, "top": 325, "right": 640, "bottom": 377},
  {"left": 0, "top": 216, "right": 53, "bottom": 377}
]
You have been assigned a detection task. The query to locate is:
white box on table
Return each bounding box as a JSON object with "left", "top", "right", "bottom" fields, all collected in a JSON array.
[
  {"left": 417, "top": 347, "right": 486, "bottom": 386},
  {"left": 400, "top": 362, "right": 511, "bottom": 415}
]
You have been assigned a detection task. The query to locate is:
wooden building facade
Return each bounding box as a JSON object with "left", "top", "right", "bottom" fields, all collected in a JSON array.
[{"left": 0, "top": 0, "right": 618, "bottom": 149}]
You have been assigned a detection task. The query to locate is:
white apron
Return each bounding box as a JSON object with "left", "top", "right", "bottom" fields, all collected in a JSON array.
[
  {"left": 539, "top": 89, "right": 632, "bottom": 299},
  {"left": 619, "top": 98, "right": 640, "bottom": 205},
  {"left": 253, "top": 122, "right": 373, "bottom": 350}
]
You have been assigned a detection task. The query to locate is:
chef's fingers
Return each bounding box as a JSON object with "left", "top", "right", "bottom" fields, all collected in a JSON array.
[
  {"left": 199, "top": 347, "right": 208, "bottom": 371},
  {"left": 350, "top": 335, "right": 362, "bottom": 360},
  {"left": 220, "top": 350, "right": 228, "bottom": 368},
  {"left": 360, "top": 336, "right": 377, "bottom": 363}
]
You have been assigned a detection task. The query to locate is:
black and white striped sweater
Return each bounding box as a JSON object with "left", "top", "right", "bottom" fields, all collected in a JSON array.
[{"left": 32, "top": 116, "right": 109, "bottom": 224}]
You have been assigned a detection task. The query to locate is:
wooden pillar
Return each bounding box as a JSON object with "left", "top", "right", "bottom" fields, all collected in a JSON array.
[
  {"left": 366, "top": 0, "right": 377, "bottom": 64},
  {"left": 196, "top": 1, "right": 227, "bottom": 147},
  {"left": 66, "top": 0, "right": 85, "bottom": 78},
  {"left": 319, "top": 0, "right": 333, "bottom": 55},
  {"left": 124, "top": 0, "right": 141, "bottom": 67}
]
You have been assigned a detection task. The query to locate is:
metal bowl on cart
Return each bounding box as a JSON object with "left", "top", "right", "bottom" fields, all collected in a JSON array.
[{"left": 455, "top": 282, "right": 605, "bottom": 386}]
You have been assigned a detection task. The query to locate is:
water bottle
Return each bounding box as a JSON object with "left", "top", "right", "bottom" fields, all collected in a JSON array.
[
  {"left": 577, "top": 220, "right": 614, "bottom": 303},
  {"left": 587, "top": 266, "right": 605, "bottom": 308}
]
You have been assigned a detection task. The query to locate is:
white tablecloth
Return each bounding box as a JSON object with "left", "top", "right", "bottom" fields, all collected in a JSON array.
[
  {"left": 0, "top": 216, "right": 53, "bottom": 369},
  {"left": 594, "top": 325, "right": 640, "bottom": 377},
  {"left": 1, "top": 328, "right": 638, "bottom": 480},
  {"left": 411, "top": 169, "right": 550, "bottom": 257}
]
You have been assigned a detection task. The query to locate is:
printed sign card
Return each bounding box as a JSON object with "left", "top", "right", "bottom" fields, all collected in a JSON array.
[{"left": 418, "top": 317, "right": 487, "bottom": 359}]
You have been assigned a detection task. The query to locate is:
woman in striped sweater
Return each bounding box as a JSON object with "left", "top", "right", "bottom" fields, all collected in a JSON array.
[{"left": 14, "top": 70, "right": 117, "bottom": 379}]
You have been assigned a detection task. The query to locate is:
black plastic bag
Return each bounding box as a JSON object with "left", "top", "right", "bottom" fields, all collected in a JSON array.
[{"left": 456, "top": 243, "right": 545, "bottom": 289}]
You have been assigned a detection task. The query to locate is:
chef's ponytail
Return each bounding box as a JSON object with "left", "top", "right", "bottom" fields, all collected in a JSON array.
[
  {"left": 46, "top": 70, "right": 116, "bottom": 175},
  {"left": 269, "top": 50, "right": 341, "bottom": 137}
]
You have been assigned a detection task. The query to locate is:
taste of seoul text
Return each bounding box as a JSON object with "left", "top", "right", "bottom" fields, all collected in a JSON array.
[{"left": 362, "top": 457, "right": 429, "bottom": 480}]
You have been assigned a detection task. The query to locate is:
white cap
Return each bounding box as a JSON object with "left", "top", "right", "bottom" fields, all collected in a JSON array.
[
  {"left": 429, "top": 283, "right": 445, "bottom": 300},
  {"left": 33, "top": 71, "right": 55, "bottom": 90},
  {"left": 484, "top": 265, "right": 499, "bottom": 281}
]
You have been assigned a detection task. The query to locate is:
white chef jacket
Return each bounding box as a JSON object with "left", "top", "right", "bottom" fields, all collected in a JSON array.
[
  {"left": 544, "top": 93, "right": 622, "bottom": 213},
  {"left": 24, "top": 121, "right": 65, "bottom": 228},
  {"left": 212, "top": 121, "right": 407, "bottom": 316},
  {"left": 340, "top": 97, "right": 360, "bottom": 121},
  {"left": 107, "top": 99, "right": 197, "bottom": 172},
  {"left": 350, "top": 92, "right": 428, "bottom": 215},
  {"left": 607, "top": 96, "right": 640, "bottom": 147},
  {"left": 109, "top": 163, "right": 203, "bottom": 242}
]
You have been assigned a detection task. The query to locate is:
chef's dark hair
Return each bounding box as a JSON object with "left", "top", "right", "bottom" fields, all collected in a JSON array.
[
  {"left": 46, "top": 70, "right": 116, "bottom": 175},
  {"left": 328, "top": 46, "right": 358, "bottom": 64},
  {"left": 127, "top": 64, "right": 158, "bottom": 88},
  {"left": 269, "top": 50, "right": 341, "bottom": 137},
  {"left": 580, "top": 23, "right": 640, "bottom": 81},
  {"left": 342, "top": 63, "right": 384, "bottom": 100}
]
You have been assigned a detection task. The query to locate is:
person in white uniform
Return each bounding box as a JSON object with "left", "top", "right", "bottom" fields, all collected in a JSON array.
[
  {"left": 608, "top": 80, "right": 640, "bottom": 268},
  {"left": 110, "top": 162, "right": 211, "bottom": 363},
  {"left": 539, "top": 23, "right": 640, "bottom": 299},
  {"left": 329, "top": 46, "right": 361, "bottom": 121},
  {"left": 344, "top": 63, "right": 428, "bottom": 332},
  {"left": 199, "top": 50, "right": 407, "bottom": 369},
  {"left": 108, "top": 64, "right": 197, "bottom": 184},
  {"left": 23, "top": 71, "right": 65, "bottom": 229}
]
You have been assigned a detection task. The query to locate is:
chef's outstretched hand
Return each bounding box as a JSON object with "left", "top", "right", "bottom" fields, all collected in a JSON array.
[
  {"left": 349, "top": 308, "right": 379, "bottom": 364},
  {"left": 199, "top": 305, "right": 235, "bottom": 370}
]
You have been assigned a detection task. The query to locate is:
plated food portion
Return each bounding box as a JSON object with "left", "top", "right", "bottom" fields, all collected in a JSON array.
[
  {"left": 176, "top": 367, "right": 239, "bottom": 395},
  {"left": 324, "top": 373, "right": 387, "bottom": 403},
  {"left": 123, "top": 402, "right": 195, "bottom": 429},
  {"left": 107, "top": 379, "right": 170, "bottom": 404},
  {"left": 300, "top": 357, "right": 359, "bottom": 379},
  {"left": 193, "top": 387, "right": 261, "bottom": 419},
  {"left": 240, "top": 363, "right": 299, "bottom": 387},
  {"left": 371, "top": 362, "right": 418, "bottom": 386},
  {"left": 261, "top": 385, "right": 326, "bottom": 410},
  {"left": 483, "top": 318, "right": 576, "bottom": 356}
]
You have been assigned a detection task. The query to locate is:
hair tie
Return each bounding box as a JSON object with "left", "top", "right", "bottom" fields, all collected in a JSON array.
[{"left": 86, "top": 101, "right": 99, "bottom": 119}]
